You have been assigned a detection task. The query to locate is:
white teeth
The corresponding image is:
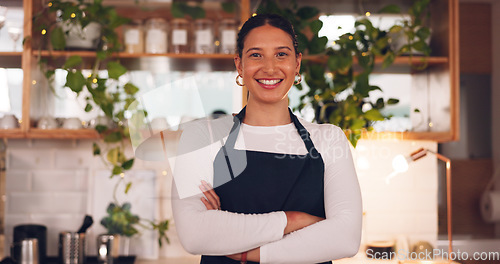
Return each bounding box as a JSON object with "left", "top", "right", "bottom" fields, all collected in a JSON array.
[{"left": 258, "top": 79, "right": 281, "bottom": 85}]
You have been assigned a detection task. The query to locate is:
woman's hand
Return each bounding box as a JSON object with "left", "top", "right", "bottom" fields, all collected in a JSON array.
[
  {"left": 226, "top": 248, "right": 260, "bottom": 262},
  {"left": 284, "top": 211, "right": 325, "bottom": 234},
  {"left": 199, "top": 180, "right": 221, "bottom": 210}
]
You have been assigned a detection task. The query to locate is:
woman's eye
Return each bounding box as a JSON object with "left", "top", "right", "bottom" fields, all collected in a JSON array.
[
  {"left": 277, "top": 52, "right": 288, "bottom": 57},
  {"left": 249, "top": 53, "right": 261, "bottom": 58}
]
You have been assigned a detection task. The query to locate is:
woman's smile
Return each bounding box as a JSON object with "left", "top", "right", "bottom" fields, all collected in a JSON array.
[{"left": 256, "top": 78, "right": 283, "bottom": 89}]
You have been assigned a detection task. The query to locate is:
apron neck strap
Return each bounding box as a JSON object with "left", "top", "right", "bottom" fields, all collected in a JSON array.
[{"left": 225, "top": 107, "right": 317, "bottom": 155}]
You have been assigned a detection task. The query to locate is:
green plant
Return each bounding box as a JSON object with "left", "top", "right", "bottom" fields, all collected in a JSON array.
[
  {"left": 101, "top": 178, "right": 170, "bottom": 246},
  {"left": 257, "top": 0, "right": 431, "bottom": 147},
  {"left": 32, "top": 0, "right": 169, "bottom": 247}
]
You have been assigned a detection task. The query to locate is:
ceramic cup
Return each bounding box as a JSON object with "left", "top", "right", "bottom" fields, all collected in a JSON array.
[
  {"left": 62, "top": 117, "right": 83, "bottom": 130},
  {"left": 0, "top": 114, "right": 19, "bottom": 129},
  {"left": 37, "top": 116, "right": 58, "bottom": 129}
]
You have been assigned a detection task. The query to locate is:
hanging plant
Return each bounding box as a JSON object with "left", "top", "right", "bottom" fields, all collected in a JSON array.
[
  {"left": 32, "top": 0, "right": 169, "bottom": 247},
  {"left": 257, "top": 0, "right": 431, "bottom": 147}
]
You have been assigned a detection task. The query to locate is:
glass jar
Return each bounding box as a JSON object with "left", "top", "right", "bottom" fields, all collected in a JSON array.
[
  {"left": 218, "top": 19, "right": 238, "bottom": 54},
  {"left": 170, "top": 18, "right": 191, "bottom": 54},
  {"left": 123, "top": 19, "right": 144, "bottom": 54},
  {"left": 194, "top": 19, "right": 214, "bottom": 54},
  {"left": 144, "top": 18, "right": 168, "bottom": 54}
]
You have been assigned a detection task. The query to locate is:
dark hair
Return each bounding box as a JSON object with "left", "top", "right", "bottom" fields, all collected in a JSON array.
[{"left": 237, "top": 13, "right": 299, "bottom": 58}]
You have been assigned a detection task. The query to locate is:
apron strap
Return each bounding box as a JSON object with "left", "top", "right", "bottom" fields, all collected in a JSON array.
[{"left": 224, "top": 106, "right": 319, "bottom": 156}]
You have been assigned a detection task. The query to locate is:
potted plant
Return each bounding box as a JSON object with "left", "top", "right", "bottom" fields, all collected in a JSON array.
[
  {"left": 257, "top": 0, "right": 431, "bottom": 147},
  {"left": 32, "top": 0, "right": 170, "bottom": 248}
]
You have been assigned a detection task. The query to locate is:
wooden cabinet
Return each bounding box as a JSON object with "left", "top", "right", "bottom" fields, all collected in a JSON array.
[{"left": 0, "top": 0, "right": 458, "bottom": 142}]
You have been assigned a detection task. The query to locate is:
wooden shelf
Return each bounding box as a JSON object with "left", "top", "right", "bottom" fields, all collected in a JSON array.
[
  {"left": 0, "top": 129, "right": 25, "bottom": 139},
  {"left": 0, "top": 52, "right": 23, "bottom": 68},
  {"left": 303, "top": 55, "right": 448, "bottom": 66},
  {"left": 34, "top": 50, "right": 238, "bottom": 71},
  {"left": 359, "top": 131, "right": 454, "bottom": 143},
  {"left": 36, "top": 50, "right": 236, "bottom": 59},
  {"left": 27, "top": 128, "right": 100, "bottom": 139}
]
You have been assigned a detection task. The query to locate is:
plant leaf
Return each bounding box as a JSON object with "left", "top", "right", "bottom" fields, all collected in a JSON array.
[
  {"left": 124, "top": 83, "right": 139, "bottom": 95},
  {"left": 107, "top": 61, "right": 127, "bottom": 80},
  {"left": 122, "top": 158, "right": 134, "bottom": 170},
  {"left": 50, "top": 26, "right": 66, "bottom": 50},
  {"left": 93, "top": 143, "right": 101, "bottom": 155},
  {"left": 364, "top": 109, "right": 385, "bottom": 121},
  {"left": 65, "top": 71, "right": 86, "bottom": 94},
  {"left": 112, "top": 165, "right": 123, "bottom": 175},
  {"left": 378, "top": 4, "right": 401, "bottom": 14},
  {"left": 95, "top": 125, "right": 108, "bottom": 134},
  {"left": 309, "top": 20, "right": 323, "bottom": 35},
  {"left": 104, "top": 131, "right": 123, "bottom": 143},
  {"left": 124, "top": 182, "right": 132, "bottom": 194},
  {"left": 63, "top": 56, "right": 83, "bottom": 69},
  {"left": 221, "top": 2, "right": 235, "bottom": 13},
  {"left": 297, "top": 6, "right": 319, "bottom": 20},
  {"left": 84, "top": 103, "right": 93, "bottom": 112},
  {"left": 387, "top": 98, "right": 399, "bottom": 105}
]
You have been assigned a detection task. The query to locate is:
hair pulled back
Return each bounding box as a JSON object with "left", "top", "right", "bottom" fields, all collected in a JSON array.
[{"left": 237, "top": 13, "right": 299, "bottom": 58}]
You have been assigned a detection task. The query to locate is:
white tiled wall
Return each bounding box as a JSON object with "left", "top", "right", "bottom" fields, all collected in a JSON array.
[{"left": 2, "top": 137, "right": 438, "bottom": 260}]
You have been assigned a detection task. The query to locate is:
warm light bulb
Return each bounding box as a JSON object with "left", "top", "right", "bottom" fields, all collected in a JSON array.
[
  {"left": 70, "top": 13, "right": 76, "bottom": 18},
  {"left": 349, "top": 36, "right": 353, "bottom": 40},
  {"left": 120, "top": 173, "right": 125, "bottom": 178},
  {"left": 162, "top": 170, "right": 167, "bottom": 176},
  {"left": 32, "top": 80, "right": 37, "bottom": 85},
  {"left": 392, "top": 154, "right": 409, "bottom": 173},
  {"left": 41, "top": 29, "right": 47, "bottom": 35},
  {"left": 252, "top": 13, "right": 257, "bottom": 17},
  {"left": 365, "top": 12, "right": 371, "bottom": 17},
  {"left": 48, "top": 2, "right": 53, "bottom": 7}
]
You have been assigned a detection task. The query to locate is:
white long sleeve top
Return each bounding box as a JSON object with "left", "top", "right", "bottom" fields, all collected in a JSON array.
[{"left": 171, "top": 115, "right": 362, "bottom": 264}]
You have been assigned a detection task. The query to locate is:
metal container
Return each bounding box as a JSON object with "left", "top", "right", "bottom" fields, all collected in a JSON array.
[
  {"left": 59, "top": 232, "right": 85, "bottom": 264},
  {"left": 97, "top": 234, "right": 120, "bottom": 264},
  {"left": 11, "top": 238, "right": 39, "bottom": 264}
]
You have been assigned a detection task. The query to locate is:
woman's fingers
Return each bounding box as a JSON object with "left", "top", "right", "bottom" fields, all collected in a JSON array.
[{"left": 199, "top": 180, "right": 221, "bottom": 210}]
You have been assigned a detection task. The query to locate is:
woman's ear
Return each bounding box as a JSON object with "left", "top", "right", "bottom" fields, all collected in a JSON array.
[
  {"left": 234, "top": 55, "right": 243, "bottom": 76},
  {"left": 296, "top": 52, "right": 302, "bottom": 72}
]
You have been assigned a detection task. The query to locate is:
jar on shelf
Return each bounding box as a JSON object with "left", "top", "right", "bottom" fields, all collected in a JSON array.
[
  {"left": 145, "top": 18, "right": 168, "bottom": 54},
  {"left": 170, "top": 18, "right": 191, "bottom": 54},
  {"left": 123, "top": 19, "right": 144, "bottom": 54},
  {"left": 218, "top": 19, "right": 238, "bottom": 54},
  {"left": 194, "top": 19, "right": 214, "bottom": 54}
]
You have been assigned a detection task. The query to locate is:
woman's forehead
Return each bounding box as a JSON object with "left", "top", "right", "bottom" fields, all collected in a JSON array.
[{"left": 243, "top": 25, "right": 294, "bottom": 49}]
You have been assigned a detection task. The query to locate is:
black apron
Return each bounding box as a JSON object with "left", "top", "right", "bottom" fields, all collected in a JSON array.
[{"left": 201, "top": 107, "right": 332, "bottom": 264}]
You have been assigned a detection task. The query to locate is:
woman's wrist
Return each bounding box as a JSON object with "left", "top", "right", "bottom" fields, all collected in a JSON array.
[{"left": 240, "top": 251, "right": 247, "bottom": 264}]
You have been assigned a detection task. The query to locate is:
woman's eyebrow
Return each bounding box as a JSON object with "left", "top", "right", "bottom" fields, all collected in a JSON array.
[
  {"left": 245, "top": 47, "right": 262, "bottom": 54},
  {"left": 245, "top": 46, "right": 292, "bottom": 54}
]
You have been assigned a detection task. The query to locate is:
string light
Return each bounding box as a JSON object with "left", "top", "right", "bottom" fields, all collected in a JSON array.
[
  {"left": 349, "top": 36, "right": 353, "bottom": 40},
  {"left": 362, "top": 52, "right": 367, "bottom": 56},
  {"left": 162, "top": 171, "right": 168, "bottom": 176},
  {"left": 252, "top": 13, "right": 257, "bottom": 17},
  {"left": 365, "top": 12, "right": 371, "bottom": 17},
  {"left": 48, "top": 2, "right": 53, "bottom": 7},
  {"left": 41, "top": 29, "right": 47, "bottom": 35},
  {"left": 429, "top": 122, "right": 433, "bottom": 127},
  {"left": 70, "top": 13, "right": 76, "bottom": 18},
  {"left": 32, "top": 80, "right": 37, "bottom": 85},
  {"left": 92, "top": 78, "right": 98, "bottom": 83},
  {"left": 332, "top": 41, "right": 336, "bottom": 45},
  {"left": 120, "top": 173, "right": 125, "bottom": 178}
]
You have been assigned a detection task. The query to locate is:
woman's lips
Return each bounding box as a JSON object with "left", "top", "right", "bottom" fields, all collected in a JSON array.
[{"left": 256, "top": 79, "right": 283, "bottom": 89}]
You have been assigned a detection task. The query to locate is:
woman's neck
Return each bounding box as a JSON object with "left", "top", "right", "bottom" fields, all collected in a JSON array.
[{"left": 243, "top": 100, "right": 291, "bottom": 126}]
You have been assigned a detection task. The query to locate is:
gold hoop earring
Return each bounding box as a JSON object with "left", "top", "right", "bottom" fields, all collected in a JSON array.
[
  {"left": 294, "top": 73, "right": 302, "bottom": 85},
  {"left": 236, "top": 74, "right": 244, "bottom": 86}
]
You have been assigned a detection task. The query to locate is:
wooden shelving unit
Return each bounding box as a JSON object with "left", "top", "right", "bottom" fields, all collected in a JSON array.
[{"left": 0, "top": 0, "right": 459, "bottom": 142}]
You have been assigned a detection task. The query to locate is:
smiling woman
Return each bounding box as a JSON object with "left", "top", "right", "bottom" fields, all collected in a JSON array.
[{"left": 171, "top": 13, "right": 362, "bottom": 264}]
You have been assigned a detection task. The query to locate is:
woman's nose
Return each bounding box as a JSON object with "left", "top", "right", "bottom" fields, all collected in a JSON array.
[{"left": 261, "top": 57, "right": 276, "bottom": 74}]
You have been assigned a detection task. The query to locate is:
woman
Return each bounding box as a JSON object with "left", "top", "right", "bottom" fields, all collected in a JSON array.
[{"left": 171, "top": 13, "right": 362, "bottom": 264}]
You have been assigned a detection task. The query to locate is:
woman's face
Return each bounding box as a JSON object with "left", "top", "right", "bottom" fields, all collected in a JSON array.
[{"left": 235, "top": 24, "right": 302, "bottom": 106}]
